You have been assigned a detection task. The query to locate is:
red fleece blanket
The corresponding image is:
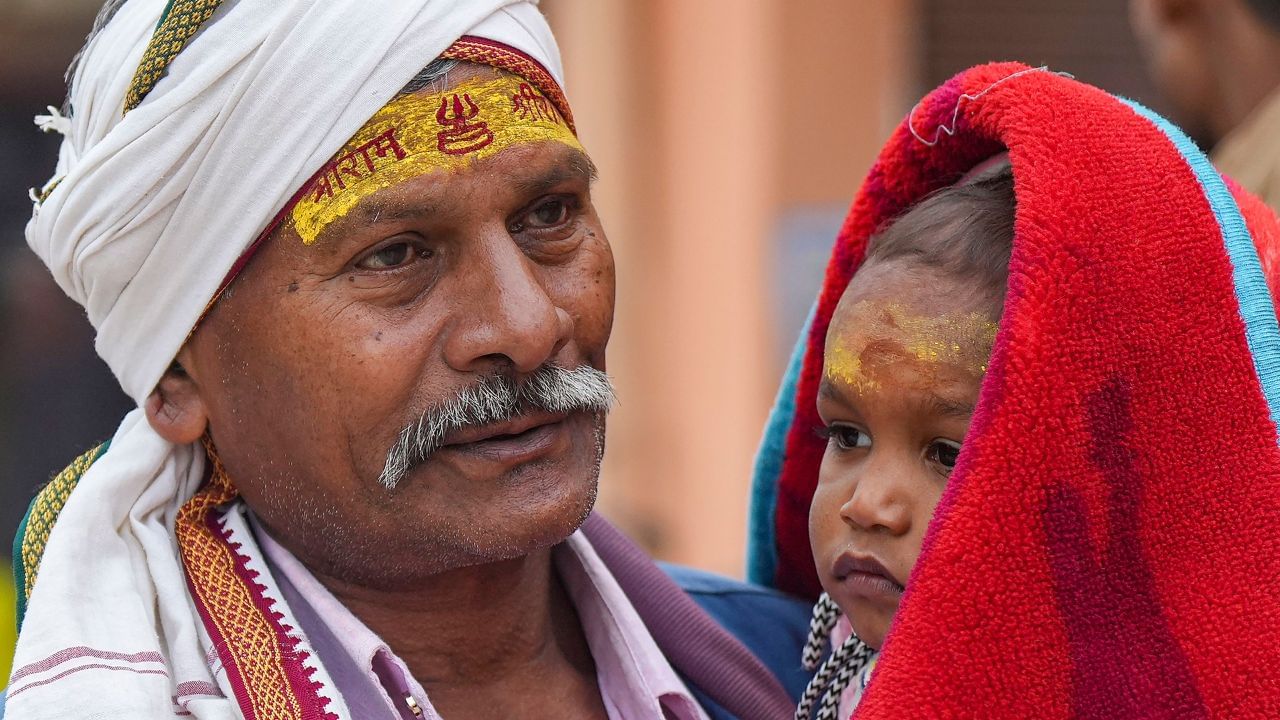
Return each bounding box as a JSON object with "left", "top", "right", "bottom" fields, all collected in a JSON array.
[{"left": 760, "top": 63, "right": 1280, "bottom": 717}]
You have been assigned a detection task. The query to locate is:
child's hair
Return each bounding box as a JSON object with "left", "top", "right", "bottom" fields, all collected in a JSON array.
[
  {"left": 863, "top": 162, "right": 1015, "bottom": 310},
  {"left": 796, "top": 162, "right": 1016, "bottom": 720}
]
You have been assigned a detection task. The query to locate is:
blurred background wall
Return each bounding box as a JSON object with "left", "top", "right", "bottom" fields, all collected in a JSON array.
[{"left": 0, "top": 0, "right": 1165, "bottom": 680}]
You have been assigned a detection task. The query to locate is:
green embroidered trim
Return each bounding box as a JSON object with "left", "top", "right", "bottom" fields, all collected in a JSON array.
[
  {"left": 35, "top": 177, "right": 64, "bottom": 205},
  {"left": 156, "top": 0, "right": 182, "bottom": 29},
  {"left": 14, "top": 441, "right": 109, "bottom": 631},
  {"left": 13, "top": 497, "right": 33, "bottom": 631},
  {"left": 123, "top": 0, "right": 224, "bottom": 114}
]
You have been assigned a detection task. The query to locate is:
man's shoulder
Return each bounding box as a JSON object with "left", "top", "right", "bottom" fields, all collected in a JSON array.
[{"left": 661, "top": 563, "right": 813, "bottom": 703}]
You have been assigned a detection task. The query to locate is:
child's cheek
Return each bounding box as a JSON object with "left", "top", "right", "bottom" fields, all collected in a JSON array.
[{"left": 809, "top": 469, "right": 851, "bottom": 585}]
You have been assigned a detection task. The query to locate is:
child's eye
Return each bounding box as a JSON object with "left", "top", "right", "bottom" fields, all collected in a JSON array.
[
  {"left": 816, "top": 424, "right": 871, "bottom": 452},
  {"left": 927, "top": 439, "right": 962, "bottom": 471}
]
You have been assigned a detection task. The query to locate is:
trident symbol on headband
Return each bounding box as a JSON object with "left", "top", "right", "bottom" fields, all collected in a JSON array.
[{"left": 436, "top": 93, "right": 495, "bottom": 156}]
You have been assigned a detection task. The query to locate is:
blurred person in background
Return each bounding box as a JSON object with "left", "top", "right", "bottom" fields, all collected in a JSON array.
[
  {"left": 2, "top": 1, "right": 810, "bottom": 719},
  {"left": 1131, "top": 0, "right": 1280, "bottom": 208}
]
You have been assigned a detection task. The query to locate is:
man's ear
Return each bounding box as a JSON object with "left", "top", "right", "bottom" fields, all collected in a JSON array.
[{"left": 145, "top": 357, "right": 209, "bottom": 445}]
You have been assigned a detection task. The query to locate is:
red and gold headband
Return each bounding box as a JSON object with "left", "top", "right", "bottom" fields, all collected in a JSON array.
[
  {"left": 290, "top": 72, "right": 580, "bottom": 244},
  {"left": 213, "top": 37, "right": 578, "bottom": 298}
]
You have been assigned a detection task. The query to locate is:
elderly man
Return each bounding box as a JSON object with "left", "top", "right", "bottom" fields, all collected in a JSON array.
[{"left": 3, "top": 2, "right": 810, "bottom": 719}]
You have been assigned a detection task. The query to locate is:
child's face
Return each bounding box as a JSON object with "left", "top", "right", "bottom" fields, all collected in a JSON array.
[{"left": 811, "top": 259, "right": 998, "bottom": 649}]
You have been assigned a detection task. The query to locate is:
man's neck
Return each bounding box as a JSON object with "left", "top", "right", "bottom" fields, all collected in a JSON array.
[{"left": 314, "top": 547, "right": 607, "bottom": 719}]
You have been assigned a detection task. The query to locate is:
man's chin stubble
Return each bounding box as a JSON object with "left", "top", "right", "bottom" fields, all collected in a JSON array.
[{"left": 339, "top": 467, "right": 603, "bottom": 586}]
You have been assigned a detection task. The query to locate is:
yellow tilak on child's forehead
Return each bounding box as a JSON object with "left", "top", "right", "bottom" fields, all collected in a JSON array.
[
  {"left": 824, "top": 301, "right": 999, "bottom": 394},
  {"left": 289, "top": 74, "right": 583, "bottom": 245}
]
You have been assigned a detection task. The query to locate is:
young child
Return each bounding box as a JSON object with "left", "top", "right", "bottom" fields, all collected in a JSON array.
[
  {"left": 799, "top": 163, "right": 1013, "bottom": 719},
  {"left": 747, "top": 62, "right": 1280, "bottom": 720}
]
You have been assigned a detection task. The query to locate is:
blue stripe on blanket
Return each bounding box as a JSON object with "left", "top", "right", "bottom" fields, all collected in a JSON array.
[
  {"left": 1123, "top": 98, "right": 1280, "bottom": 436},
  {"left": 747, "top": 304, "right": 815, "bottom": 587}
]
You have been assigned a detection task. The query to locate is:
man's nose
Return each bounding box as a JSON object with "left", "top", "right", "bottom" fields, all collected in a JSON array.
[
  {"left": 443, "top": 229, "right": 574, "bottom": 374},
  {"left": 839, "top": 456, "right": 912, "bottom": 535}
]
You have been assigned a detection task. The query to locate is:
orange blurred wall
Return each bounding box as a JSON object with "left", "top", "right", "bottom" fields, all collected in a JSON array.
[{"left": 543, "top": 0, "right": 921, "bottom": 576}]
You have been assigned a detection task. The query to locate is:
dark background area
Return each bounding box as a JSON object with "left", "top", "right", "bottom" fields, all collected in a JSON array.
[{"left": 1, "top": 4, "right": 133, "bottom": 548}]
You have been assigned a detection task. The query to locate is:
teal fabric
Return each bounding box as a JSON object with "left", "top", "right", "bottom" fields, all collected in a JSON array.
[
  {"left": 1122, "top": 98, "right": 1280, "bottom": 433},
  {"left": 746, "top": 306, "right": 815, "bottom": 587}
]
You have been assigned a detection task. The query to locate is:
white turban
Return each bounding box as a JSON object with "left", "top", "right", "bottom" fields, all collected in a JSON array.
[
  {"left": 28, "top": 0, "right": 566, "bottom": 404},
  {"left": 9, "top": 3, "right": 569, "bottom": 718}
]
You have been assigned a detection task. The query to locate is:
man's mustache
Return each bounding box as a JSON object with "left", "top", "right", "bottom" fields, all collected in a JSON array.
[{"left": 379, "top": 364, "right": 616, "bottom": 489}]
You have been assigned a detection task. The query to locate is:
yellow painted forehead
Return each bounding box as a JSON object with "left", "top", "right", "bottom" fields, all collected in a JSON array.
[
  {"left": 289, "top": 73, "right": 583, "bottom": 245},
  {"left": 824, "top": 301, "right": 998, "bottom": 395}
]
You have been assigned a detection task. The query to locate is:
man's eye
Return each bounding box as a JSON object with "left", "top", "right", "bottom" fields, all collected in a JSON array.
[
  {"left": 927, "top": 440, "right": 962, "bottom": 471},
  {"left": 356, "top": 242, "right": 429, "bottom": 271},
  {"left": 819, "top": 424, "right": 871, "bottom": 452},
  {"left": 522, "top": 199, "right": 570, "bottom": 230}
]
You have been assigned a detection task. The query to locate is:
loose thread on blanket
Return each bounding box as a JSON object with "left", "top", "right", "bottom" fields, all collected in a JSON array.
[{"left": 907, "top": 66, "right": 1073, "bottom": 147}]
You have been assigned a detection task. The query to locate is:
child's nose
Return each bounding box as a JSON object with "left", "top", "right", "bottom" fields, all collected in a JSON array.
[{"left": 839, "top": 461, "right": 913, "bottom": 535}]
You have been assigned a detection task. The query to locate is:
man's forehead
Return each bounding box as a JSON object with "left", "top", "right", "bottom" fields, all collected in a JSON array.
[
  {"left": 307, "top": 142, "right": 596, "bottom": 248},
  {"left": 284, "top": 63, "right": 584, "bottom": 246}
]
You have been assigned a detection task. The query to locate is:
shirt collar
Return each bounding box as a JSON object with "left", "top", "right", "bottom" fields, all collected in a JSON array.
[
  {"left": 554, "top": 531, "right": 708, "bottom": 720},
  {"left": 254, "top": 517, "right": 706, "bottom": 720}
]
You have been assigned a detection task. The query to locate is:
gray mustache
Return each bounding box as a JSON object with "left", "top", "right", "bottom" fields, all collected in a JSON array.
[{"left": 379, "top": 364, "right": 616, "bottom": 489}]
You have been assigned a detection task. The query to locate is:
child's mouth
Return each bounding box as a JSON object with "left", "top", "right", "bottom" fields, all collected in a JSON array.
[{"left": 833, "top": 552, "right": 905, "bottom": 599}]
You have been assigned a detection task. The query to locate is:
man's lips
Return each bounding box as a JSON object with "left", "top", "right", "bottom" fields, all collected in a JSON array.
[
  {"left": 439, "top": 410, "right": 570, "bottom": 449},
  {"left": 832, "top": 552, "right": 905, "bottom": 598}
]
